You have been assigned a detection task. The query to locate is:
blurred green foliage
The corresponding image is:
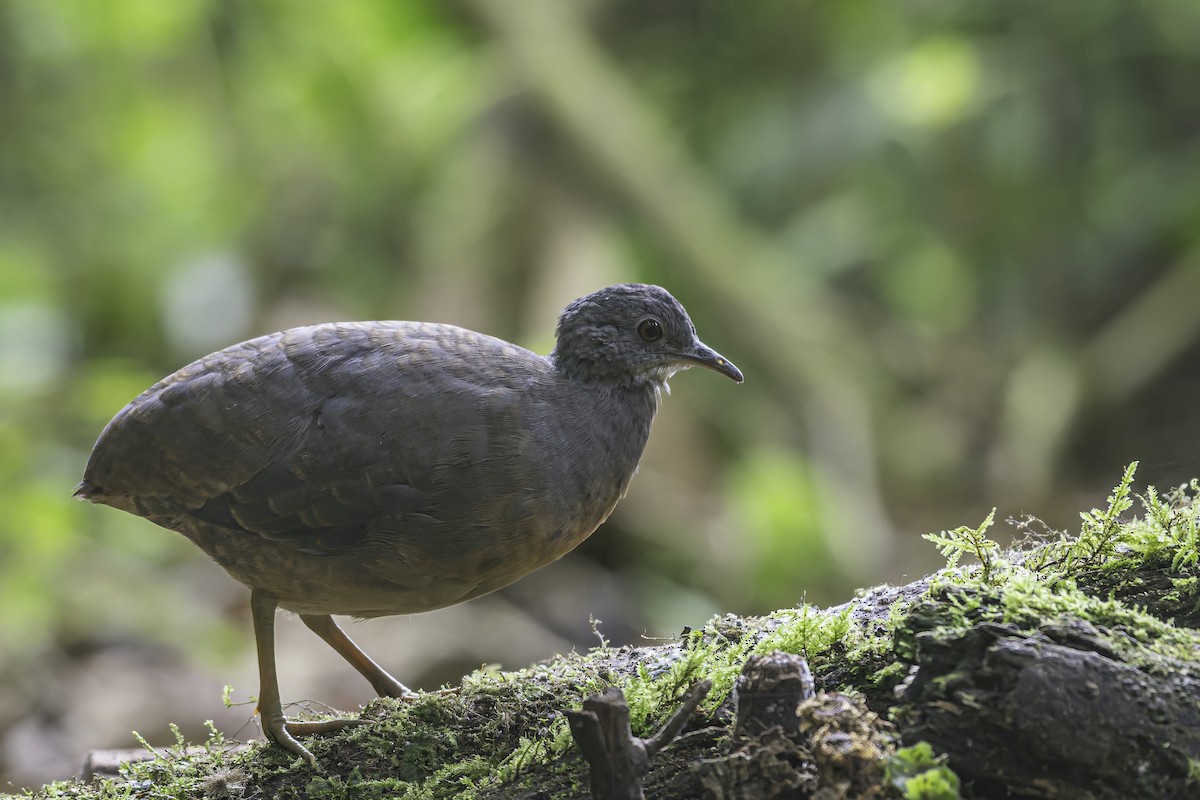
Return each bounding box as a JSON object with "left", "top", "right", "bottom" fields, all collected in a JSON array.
[{"left": 2, "top": 0, "right": 1200, "bottom": 785}]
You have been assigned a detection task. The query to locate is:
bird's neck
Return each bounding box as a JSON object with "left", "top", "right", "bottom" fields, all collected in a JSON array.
[
  {"left": 544, "top": 356, "right": 666, "bottom": 473},
  {"left": 595, "top": 380, "right": 662, "bottom": 477},
  {"left": 550, "top": 349, "right": 671, "bottom": 395},
  {"left": 621, "top": 378, "right": 663, "bottom": 431}
]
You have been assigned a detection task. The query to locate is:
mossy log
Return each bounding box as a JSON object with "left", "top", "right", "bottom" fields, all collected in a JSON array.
[
  {"left": 23, "top": 484, "right": 1200, "bottom": 800},
  {"left": 896, "top": 611, "right": 1200, "bottom": 798}
]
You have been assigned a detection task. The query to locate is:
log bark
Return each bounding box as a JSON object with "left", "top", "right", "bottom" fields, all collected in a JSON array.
[{"left": 895, "top": 619, "right": 1200, "bottom": 799}]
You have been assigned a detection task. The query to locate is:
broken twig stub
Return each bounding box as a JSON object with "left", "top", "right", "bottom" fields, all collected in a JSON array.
[{"left": 568, "top": 680, "right": 712, "bottom": 800}]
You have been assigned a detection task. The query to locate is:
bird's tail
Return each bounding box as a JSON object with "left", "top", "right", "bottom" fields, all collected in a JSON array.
[{"left": 73, "top": 479, "right": 100, "bottom": 501}]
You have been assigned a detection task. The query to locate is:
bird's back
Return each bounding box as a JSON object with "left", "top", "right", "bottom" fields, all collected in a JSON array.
[{"left": 79, "top": 320, "right": 659, "bottom": 616}]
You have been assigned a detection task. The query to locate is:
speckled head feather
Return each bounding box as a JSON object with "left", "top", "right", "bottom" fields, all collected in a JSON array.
[{"left": 551, "top": 284, "right": 742, "bottom": 387}]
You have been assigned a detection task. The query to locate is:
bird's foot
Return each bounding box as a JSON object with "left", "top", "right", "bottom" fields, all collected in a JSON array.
[
  {"left": 262, "top": 714, "right": 366, "bottom": 766},
  {"left": 371, "top": 674, "right": 416, "bottom": 699}
]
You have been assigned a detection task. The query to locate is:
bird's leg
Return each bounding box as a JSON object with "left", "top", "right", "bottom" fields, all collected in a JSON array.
[
  {"left": 300, "top": 613, "right": 416, "bottom": 699},
  {"left": 251, "top": 591, "right": 361, "bottom": 765}
]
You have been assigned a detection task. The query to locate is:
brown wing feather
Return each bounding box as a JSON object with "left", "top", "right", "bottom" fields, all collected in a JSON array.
[{"left": 80, "top": 321, "right": 553, "bottom": 561}]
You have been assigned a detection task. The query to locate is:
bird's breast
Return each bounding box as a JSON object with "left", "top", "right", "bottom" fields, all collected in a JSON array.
[{"left": 512, "top": 382, "right": 659, "bottom": 560}]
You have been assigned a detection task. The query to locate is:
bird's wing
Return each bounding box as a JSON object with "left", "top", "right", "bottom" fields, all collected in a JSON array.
[{"left": 82, "top": 321, "right": 552, "bottom": 561}]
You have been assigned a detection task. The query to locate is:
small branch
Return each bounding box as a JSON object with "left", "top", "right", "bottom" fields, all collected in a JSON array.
[
  {"left": 644, "top": 679, "right": 712, "bottom": 758},
  {"left": 567, "top": 681, "right": 711, "bottom": 800}
]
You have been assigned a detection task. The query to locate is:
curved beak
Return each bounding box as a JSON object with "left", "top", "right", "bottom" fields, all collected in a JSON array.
[{"left": 682, "top": 342, "right": 744, "bottom": 383}]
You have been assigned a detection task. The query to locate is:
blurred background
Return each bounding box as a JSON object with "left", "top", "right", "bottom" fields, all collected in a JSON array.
[{"left": 2, "top": 0, "right": 1199, "bottom": 789}]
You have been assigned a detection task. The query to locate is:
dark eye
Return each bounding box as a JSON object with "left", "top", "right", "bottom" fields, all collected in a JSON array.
[{"left": 637, "top": 318, "right": 663, "bottom": 342}]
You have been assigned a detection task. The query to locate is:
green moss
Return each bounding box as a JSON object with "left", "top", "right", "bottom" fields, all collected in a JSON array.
[
  {"left": 870, "top": 660, "right": 911, "bottom": 686},
  {"left": 623, "top": 625, "right": 752, "bottom": 724},
  {"left": 1188, "top": 757, "right": 1200, "bottom": 785},
  {"left": 885, "top": 741, "right": 961, "bottom": 800},
  {"left": 754, "top": 603, "right": 855, "bottom": 660},
  {"left": 923, "top": 508, "right": 1002, "bottom": 584},
  {"left": 909, "top": 464, "right": 1200, "bottom": 668},
  {"left": 1165, "top": 574, "right": 1199, "bottom": 603}
]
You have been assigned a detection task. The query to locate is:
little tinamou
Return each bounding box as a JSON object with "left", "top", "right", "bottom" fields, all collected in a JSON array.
[{"left": 76, "top": 283, "right": 743, "bottom": 763}]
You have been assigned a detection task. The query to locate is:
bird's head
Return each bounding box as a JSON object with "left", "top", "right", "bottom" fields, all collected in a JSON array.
[{"left": 551, "top": 284, "right": 743, "bottom": 388}]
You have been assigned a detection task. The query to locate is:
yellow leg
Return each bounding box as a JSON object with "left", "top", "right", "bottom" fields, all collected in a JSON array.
[
  {"left": 300, "top": 613, "right": 416, "bottom": 699},
  {"left": 250, "top": 590, "right": 362, "bottom": 764}
]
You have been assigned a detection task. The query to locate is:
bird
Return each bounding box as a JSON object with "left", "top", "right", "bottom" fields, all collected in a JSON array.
[{"left": 76, "top": 283, "right": 743, "bottom": 763}]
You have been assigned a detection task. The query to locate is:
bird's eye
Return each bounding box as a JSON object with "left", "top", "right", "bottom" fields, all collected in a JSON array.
[{"left": 637, "top": 318, "right": 663, "bottom": 342}]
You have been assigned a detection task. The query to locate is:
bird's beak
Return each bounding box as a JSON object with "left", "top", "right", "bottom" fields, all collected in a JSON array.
[{"left": 682, "top": 342, "right": 744, "bottom": 383}]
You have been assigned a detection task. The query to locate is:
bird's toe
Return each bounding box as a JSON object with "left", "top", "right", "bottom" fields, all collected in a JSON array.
[{"left": 262, "top": 715, "right": 365, "bottom": 766}]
